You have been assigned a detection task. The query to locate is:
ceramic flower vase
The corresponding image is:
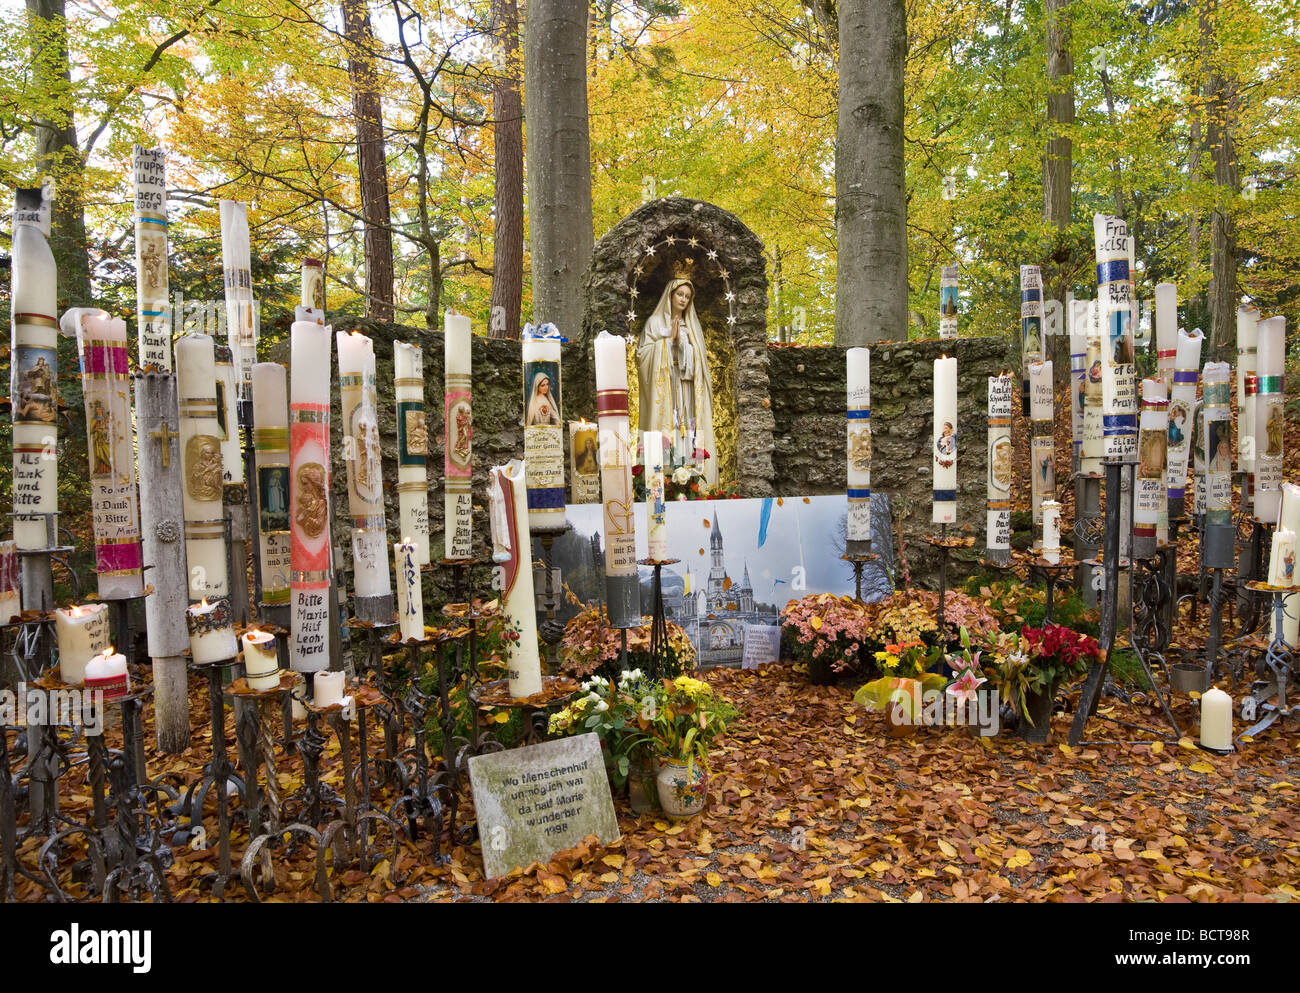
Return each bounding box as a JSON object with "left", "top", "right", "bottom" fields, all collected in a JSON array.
[{"left": 656, "top": 756, "right": 707, "bottom": 820}]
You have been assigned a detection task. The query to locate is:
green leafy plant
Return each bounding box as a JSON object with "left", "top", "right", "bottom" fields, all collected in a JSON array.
[{"left": 548, "top": 670, "right": 657, "bottom": 788}]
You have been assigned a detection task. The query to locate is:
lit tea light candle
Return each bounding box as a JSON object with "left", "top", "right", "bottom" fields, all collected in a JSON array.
[
  {"left": 394, "top": 537, "right": 424, "bottom": 641},
  {"left": 241, "top": 628, "right": 280, "bottom": 691},
  {"left": 54, "top": 602, "right": 110, "bottom": 685},
  {"left": 85, "top": 645, "right": 130, "bottom": 702},
  {"left": 186, "top": 597, "right": 238, "bottom": 665}
]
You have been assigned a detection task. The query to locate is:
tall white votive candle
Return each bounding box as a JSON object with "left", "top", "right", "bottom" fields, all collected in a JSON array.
[
  {"left": 337, "top": 330, "right": 390, "bottom": 604},
  {"left": 1165, "top": 328, "right": 1203, "bottom": 517},
  {"left": 1029, "top": 359, "right": 1054, "bottom": 527},
  {"left": 1134, "top": 377, "right": 1168, "bottom": 558},
  {"left": 594, "top": 331, "right": 640, "bottom": 626},
  {"left": 1095, "top": 215, "right": 1137, "bottom": 458},
  {"left": 132, "top": 145, "right": 173, "bottom": 370},
  {"left": 289, "top": 320, "right": 333, "bottom": 672},
  {"left": 932, "top": 354, "right": 958, "bottom": 525},
  {"left": 846, "top": 347, "right": 871, "bottom": 548},
  {"left": 1268, "top": 528, "right": 1296, "bottom": 588},
  {"left": 489, "top": 460, "right": 543, "bottom": 698},
  {"left": 522, "top": 323, "right": 566, "bottom": 531},
  {"left": 985, "top": 374, "right": 1013, "bottom": 564},
  {"left": 0, "top": 541, "right": 19, "bottom": 622},
  {"left": 569, "top": 419, "right": 600, "bottom": 504},
  {"left": 1042, "top": 500, "right": 1062, "bottom": 564},
  {"left": 1236, "top": 305, "right": 1258, "bottom": 477},
  {"left": 394, "top": 342, "right": 431, "bottom": 564},
  {"left": 1202, "top": 362, "right": 1233, "bottom": 528},
  {"left": 394, "top": 539, "right": 424, "bottom": 642},
  {"left": 444, "top": 311, "right": 474, "bottom": 559},
  {"left": 176, "top": 334, "right": 230, "bottom": 602},
  {"left": 1253, "top": 315, "right": 1286, "bottom": 523},
  {"left": 645, "top": 430, "right": 668, "bottom": 560},
  {"left": 1277, "top": 484, "right": 1300, "bottom": 647},
  {"left": 85, "top": 646, "right": 130, "bottom": 702},
  {"left": 252, "top": 362, "right": 292, "bottom": 607},
  {"left": 213, "top": 344, "right": 243, "bottom": 486},
  {"left": 1154, "top": 282, "right": 1178, "bottom": 384}
]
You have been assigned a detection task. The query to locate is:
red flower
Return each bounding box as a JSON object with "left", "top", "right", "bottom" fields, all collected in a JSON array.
[{"left": 632, "top": 464, "right": 644, "bottom": 477}]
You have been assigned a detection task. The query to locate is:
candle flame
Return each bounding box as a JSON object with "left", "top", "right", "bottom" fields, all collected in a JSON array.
[
  {"left": 199, "top": 597, "right": 209, "bottom": 608},
  {"left": 403, "top": 536, "right": 411, "bottom": 544}
]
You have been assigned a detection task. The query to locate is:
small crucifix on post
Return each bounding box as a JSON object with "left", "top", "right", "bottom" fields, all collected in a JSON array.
[{"left": 149, "top": 420, "right": 178, "bottom": 468}]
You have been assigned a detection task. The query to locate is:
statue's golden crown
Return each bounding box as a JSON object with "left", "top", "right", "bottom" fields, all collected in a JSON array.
[{"left": 671, "top": 258, "right": 696, "bottom": 281}]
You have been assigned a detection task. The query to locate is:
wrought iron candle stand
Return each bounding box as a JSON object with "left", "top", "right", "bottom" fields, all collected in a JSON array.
[
  {"left": 175, "top": 657, "right": 245, "bottom": 898},
  {"left": 389, "top": 634, "right": 450, "bottom": 860},
  {"left": 1028, "top": 555, "right": 1075, "bottom": 626},
  {"left": 1130, "top": 550, "right": 1174, "bottom": 672},
  {"left": 1164, "top": 515, "right": 1188, "bottom": 636},
  {"left": 924, "top": 525, "right": 975, "bottom": 641},
  {"left": 229, "top": 673, "right": 295, "bottom": 854},
  {"left": 1073, "top": 471, "right": 1105, "bottom": 608},
  {"left": 1238, "top": 583, "right": 1298, "bottom": 741},
  {"left": 640, "top": 558, "right": 679, "bottom": 679},
  {"left": 282, "top": 703, "right": 345, "bottom": 829},
  {"left": 94, "top": 588, "right": 153, "bottom": 776},
  {"left": 841, "top": 553, "right": 879, "bottom": 603},
  {"left": 1069, "top": 459, "right": 1182, "bottom": 746}
]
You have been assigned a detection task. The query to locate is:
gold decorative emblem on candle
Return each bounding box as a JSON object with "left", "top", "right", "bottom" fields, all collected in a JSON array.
[
  {"left": 405, "top": 409, "right": 427, "bottom": 455},
  {"left": 185, "top": 435, "right": 223, "bottom": 501},
  {"left": 848, "top": 425, "right": 871, "bottom": 472},
  {"left": 294, "top": 462, "right": 328, "bottom": 539},
  {"left": 448, "top": 399, "right": 472, "bottom": 469}
]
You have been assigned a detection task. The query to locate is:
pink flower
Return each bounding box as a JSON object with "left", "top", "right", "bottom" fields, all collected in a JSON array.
[{"left": 946, "top": 669, "right": 986, "bottom": 705}]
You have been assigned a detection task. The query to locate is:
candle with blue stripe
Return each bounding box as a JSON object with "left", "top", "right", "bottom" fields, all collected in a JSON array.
[
  {"left": 1165, "top": 328, "right": 1202, "bottom": 518},
  {"left": 132, "top": 145, "right": 172, "bottom": 370},
  {"left": 1093, "top": 215, "right": 1137, "bottom": 458},
  {"left": 933, "top": 353, "right": 958, "bottom": 524},
  {"left": 522, "top": 322, "right": 567, "bottom": 531},
  {"left": 846, "top": 347, "right": 871, "bottom": 552},
  {"left": 1019, "top": 265, "right": 1044, "bottom": 415}
]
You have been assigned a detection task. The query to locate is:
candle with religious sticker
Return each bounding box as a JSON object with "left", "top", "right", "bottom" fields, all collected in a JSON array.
[
  {"left": 241, "top": 628, "right": 280, "bottom": 691},
  {"left": 489, "top": 460, "right": 543, "bottom": 698},
  {"left": 1154, "top": 283, "right": 1177, "bottom": 385},
  {"left": 1042, "top": 500, "right": 1062, "bottom": 564},
  {"left": 569, "top": 419, "right": 600, "bottom": 504},
  {"left": 132, "top": 145, "right": 172, "bottom": 370},
  {"left": 85, "top": 646, "right": 130, "bottom": 702},
  {"left": 1094, "top": 215, "right": 1137, "bottom": 458},
  {"left": 289, "top": 320, "right": 333, "bottom": 672},
  {"left": 1203, "top": 362, "right": 1233, "bottom": 529},
  {"left": 1081, "top": 300, "right": 1105, "bottom": 475},
  {"left": 252, "top": 363, "right": 292, "bottom": 607},
  {"left": 1253, "top": 315, "right": 1286, "bottom": 523},
  {"left": 1029, "top": 360, "right": 1054, "bottom": 527},
  {"left": 1134, "top": 378, "right": 1169, "bottom": 558},
  {"left": 300, "top": 258, "right": 325, "bottom": 319},
  {"left": 213, "top": 344, "right": 243, "bottom": 488},
  {"left": 1193, "top": 403, "right": 1207, "bottom": 519},
  {"left": 1243, "top": 373, "right": 1258, "bottom": 513},
  {"left": 444, "top": 311, "right": 474, "bottom": 559},
  {"left": 1236, "top": 306, "right": 1258, "bottom": 480},
  {"left": 394, "top": 342, "right": 431, "bottom": 564},
  {"left": 1019, "top": 265, "right": 1044, "bottom": 414},
  {"left": 1277, "top": 484, "right": 1300, "bottom": 647},
  {"left": 176, "top": 334, "right": 230, "bottom": 602},
  {"left": 186, "top": 596, "right": 237, "bottom": 664},
  {"left": 0, "top": 541, "right": 19, "bottom": 622},
  {"left": 938, "top": 264, "right": 958, "bottom": 339},
  {"left": 219, "top": 200, "right": 257, "bottom": 398},
  {"left": 644, "top": 430, "right": 668, "bottom": 559},
  {"left": 1268, "top": 529, "right": 1296, "bottom": 588},
  {"left": 1165, "top": 329, "right": 1203, "bottom": 519},
  {"left": 55, "top": 602, "right": 109, "bottom": 685},
  {"left": 595, "top": 331, "right": 641, "bottom": 626},
  {"left": 1067, "top": 294, "right": 1085, "bottom": 470},
  {"left": 933, "top": 354, "right": 958, "bottom": 525},
  {"left": 522, "top": 323, "right": 566, "bottom": 531},
  {"left": 58, "top": 310, "right": 144, "bottom": 598},
  {"left": 10, "top": 186, "right": 59, "bottom": 552},
  {"left": 846, "top": 348, "right": 871, "bottom": 551},
  {"left": 986, "top": 374, "right": 1013, "bottom": 565},
  {"left": 336, "top": 330, "right": 391, "bottom": 613},
  {"left": 394, "top": 538, "right": 424, "bottom": 641}
]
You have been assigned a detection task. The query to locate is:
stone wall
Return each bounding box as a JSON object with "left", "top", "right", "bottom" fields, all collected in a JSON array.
[{"left": 770, "top": 336, "right": 1016, "bottom": 584}]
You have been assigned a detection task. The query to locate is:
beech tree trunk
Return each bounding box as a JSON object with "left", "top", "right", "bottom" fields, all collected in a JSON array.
[
  {"left": 490, "top": 0, "right": 524, "bottom": 339},
  {"left": 340, "top": 0, "right": 394, "bottom": 320},
  {"left": 524, "top": 0, "right": 593, "bottom": 339},
  {"left": 1202, "top": 0, "right": 1239, "bottom": 355},
  {"left": 834, "top": 0, "right": 907, "bottom": 345},
  {"left": 26, "top": 0, "right": 91, "bottom": 306},
  {"left": 1042, "top": 0, "right": 1073, "bottom": 232}
]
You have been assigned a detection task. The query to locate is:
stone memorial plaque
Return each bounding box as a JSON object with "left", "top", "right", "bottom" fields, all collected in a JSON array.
[
  {"left": 741, "top": 623, "right": 782, "bottom": 669},
  {"left": 468, "top": 732, "right": 620, "bottom": 879}
]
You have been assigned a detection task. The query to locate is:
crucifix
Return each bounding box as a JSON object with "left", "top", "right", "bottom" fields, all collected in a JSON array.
[{"left": 149, "top": 420, "right": 178, "bottom": 468}]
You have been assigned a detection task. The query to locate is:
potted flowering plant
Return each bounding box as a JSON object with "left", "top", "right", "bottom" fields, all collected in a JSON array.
[
  {"left": 988, "top": 623, "right": 1099, "bottom": 743},
  {"left": 646, "top": 675, "right": 738, "bottom": 820},
  {"left": 559, "top": 601, "right": 696, "bottom": 682},
  {"left": 945, "top": 626, "right": 989, "bottom": 736},
  {"left": 852, "top": 638, "right": 947, "bottom": 736},
  {"left": 780, "top": 593, "right": 874, "bottom": 684}
]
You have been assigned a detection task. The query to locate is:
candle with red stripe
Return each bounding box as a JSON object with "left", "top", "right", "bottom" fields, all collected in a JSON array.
[
  {"left": 1134, "top": 377, "right": 1168, "bottom": 559},
  {"left": 933, "top": 354, "right": 958, "bottom": 524},
  {"left": 289, "top": 320, "right": 333, "bottom": 672},
  {"left": 1154, "top": 283, "right": 1177, "bottom": 386},
  {"left": 595, "top": 330, "right": 641, "bottom": 626},
  {"left": 60, "top": 310, "right": 144, "bottom": 598},
  {"left": 9, "top": 186, "right": 59, "bottom": 553}
]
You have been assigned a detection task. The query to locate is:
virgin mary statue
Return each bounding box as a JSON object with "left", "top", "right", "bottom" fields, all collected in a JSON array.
[{"left": 636, "top": 273, "right": 719, "bottom": 485}]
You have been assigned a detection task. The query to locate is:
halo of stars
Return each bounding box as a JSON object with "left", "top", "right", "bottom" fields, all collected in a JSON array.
[{"left": 626, "top": 236, "right": 738, "bottom": 330}]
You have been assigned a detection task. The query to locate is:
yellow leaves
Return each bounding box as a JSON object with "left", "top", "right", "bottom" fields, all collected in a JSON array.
[
  {"left": 869, "top": 860, "right": 892, "bottom": 873},
  {"left": 809, "top": 616, "right": 823, "bottom": 630},
  {"left": 1138, "top": 850, "right": 1165, "bottom": 861},
  {"left": 1004, "top": 848, "right": 1033, "bottom": 869},
  {"left": 1189, "top": 761, "right": 1216, "bottom": 774},
  {"left": 602, "top": 854, "right": 625, "bottom": 869},
  {"left": 907, "top": 890, "right": 924, "bottom": 903},
  {"left": 937, "top": 839, "right": 958, "bottom": 859},
  {"left": 1178, "top": 737, "right": 1199, "bottom": 751},
  {"left": 808, "top": 877, "right": 832, "bottom": 897},
  {"left": 706, "top": 872, "right": 723, "bottom": 888},
  {"left": 1058, "top": 743, "right": 1073, "bottom": 756},
  {"left": 539, "top": 874, "right": 567, "bottom": 895},
  {"left": 1150, "top": 741, "right": 1164, "bottom": 755}
]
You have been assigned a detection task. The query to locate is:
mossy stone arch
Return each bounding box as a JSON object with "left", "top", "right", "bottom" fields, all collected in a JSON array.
[{"left": 578, "top": 197, "right": 775, "bottom": 495}]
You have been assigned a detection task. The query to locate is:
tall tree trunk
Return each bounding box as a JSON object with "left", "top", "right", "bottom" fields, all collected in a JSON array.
[
  {"left": 524, "top": 0, "right": 593, "bottom": 339},
  {"left": 1043, "top": 0, "right": 1074, "bottom": 377},
  {"left": 834, "top": 0, "right": 907, "bottom": 345},
  {"left": 1202, "top": 0, "right": 1238, "bottom": 355},
  {"left": 490, "top": 0, "right": 523, "bottom": 339},
  {"left": 26, "top": 0, "right": 91, "bottom": 306},
  {"left": 340, "top": 0, "right": 394, "bottom": 320}
]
